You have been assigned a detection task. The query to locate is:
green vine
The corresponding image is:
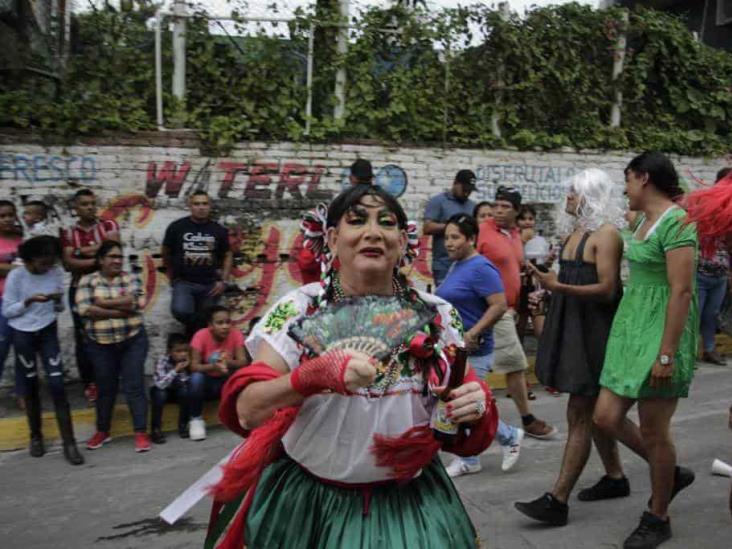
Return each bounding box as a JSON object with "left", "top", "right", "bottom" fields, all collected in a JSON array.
[{"left": 1, "top": 1, "right": 731, "bottom": 156}]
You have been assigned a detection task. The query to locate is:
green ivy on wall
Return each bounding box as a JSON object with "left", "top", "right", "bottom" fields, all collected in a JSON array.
[{"left": 1, "top": 2, "right": 731, "bottom": 156}]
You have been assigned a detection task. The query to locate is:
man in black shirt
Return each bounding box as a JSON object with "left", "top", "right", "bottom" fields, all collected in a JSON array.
[{"left": 162, "top": 190, "right": 233, "bottom": 335}]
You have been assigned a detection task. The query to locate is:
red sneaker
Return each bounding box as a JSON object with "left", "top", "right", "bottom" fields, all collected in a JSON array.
[
  {"left": 134, "top": 432, "right": 152, "bottom": 453},
  {"left": 84, "top": 383, "right": 98, "bottom": 404},
  {"left": 87, "top": 431, "right": 111, "bottom": 450}
]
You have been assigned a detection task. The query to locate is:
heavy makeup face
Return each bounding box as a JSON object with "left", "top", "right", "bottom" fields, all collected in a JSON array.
[{"left": 327, "top": 194, "right": 407, "bottom": 282}]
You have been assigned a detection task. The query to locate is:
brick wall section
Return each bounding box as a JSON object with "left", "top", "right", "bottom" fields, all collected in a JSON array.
[{"left": 0, "top": 132, "right": 725, "bottom": 379}]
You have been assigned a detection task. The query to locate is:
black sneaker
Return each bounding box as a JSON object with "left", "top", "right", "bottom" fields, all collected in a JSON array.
[
  {"left": 178, "top": 424, "right": 190, "bottom": 439},
  {"left": 623, "top": 511, "right": 671, "bottom": 548},
  {"left": 578, "top": 475, "right": 630, "bottom": 501},
  {"left": 515, "top": 493, "right": 568, "bottom": 526},
  {"left": 647, "top": 466, "right": 695, "bottom": 508},
  {"left": 150, "top": 429, "right": 166, "bottom": 444}
]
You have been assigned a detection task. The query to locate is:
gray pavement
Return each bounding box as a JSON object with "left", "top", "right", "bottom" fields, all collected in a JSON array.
[{"left": 0, "top": 363, "right": 730, "bottom": 549}]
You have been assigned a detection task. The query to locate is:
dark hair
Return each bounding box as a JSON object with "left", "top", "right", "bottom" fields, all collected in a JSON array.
[
  {"left": 518, "top": 205, "right": 537, "bottom": 219},
  {"left": 326, "top": 185, "right": 407, "bottom": 230},
  {"left": 73, "top": 189, "right": 95, "bottom": 201},
  {"left": 190, "top": 190, "right": 209, "bottom": 199},
  {"left": 207, "top": 305, "right": 230, "bottom": 322},
  {"left": 167, "top": 333, "right": 189, "bottom": 350},
  {"left": 446, "top": 213, "right": 479, "bottom": 240},
  {"left": 473, "top": 201, "right": 493, "bottom": 217},
  {"left": 716, "top": 167, "right": 732, "bottom": 183},
  {"left": 95, "top": 239, "right": 122, "bottom": 261},
  {"left": 25, "top": 200, "right": 48, "bottom": 217},
  {"left": 0, "top": 199, "right": 17, "bottom": 212},
  {"left": 18, "top": 235, "right": 61, "bottom": 262},
  {"left": 625, "top": 152, "right": 683, "bottom": 199}
]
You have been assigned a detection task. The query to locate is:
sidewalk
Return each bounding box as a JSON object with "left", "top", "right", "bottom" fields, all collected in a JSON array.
[{"left": 0, "top": 380, "right": 221, "bottom": 451}]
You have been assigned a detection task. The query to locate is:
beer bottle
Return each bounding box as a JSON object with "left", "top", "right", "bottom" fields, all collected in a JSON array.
[{"left": 431, "top": 347, "right": 467, "bottom": 442}]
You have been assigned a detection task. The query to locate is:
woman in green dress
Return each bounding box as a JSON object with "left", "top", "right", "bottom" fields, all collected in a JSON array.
[{"left": 594, "top": 152, "right": 697, "bottom": 549}]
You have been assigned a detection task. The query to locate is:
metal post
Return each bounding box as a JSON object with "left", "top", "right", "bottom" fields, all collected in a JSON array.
[
  {"left": 172, "top": 0, "right": 187, "bottom": 101},
  {"left": 442, "top": 48, "right": 450, "bottom": 147},
  {"left": 333, "top": 0, "right": 349, "bottom": 120},
  {"left": 610, "top": 10, "right": 629, "bottom": 128},
  {"left": 155, "top": 10, "right": 164, "bottom": 129},
  {"left": 491, "top": 2, "right": 510, "bottom": 139},
  {"left": 305, "top": 24, "right": 315, "bottom": 136}
]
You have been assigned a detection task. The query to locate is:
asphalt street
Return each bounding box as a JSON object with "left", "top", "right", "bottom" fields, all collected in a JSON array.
[{"left": 0, "top": 363, "right": 730, "bottom": 549}]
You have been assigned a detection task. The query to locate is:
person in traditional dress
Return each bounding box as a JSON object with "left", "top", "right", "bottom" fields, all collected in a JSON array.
[
  {"left": 515, "top": 169, "right": 647, "bottom": 525},
  {"left": 207, "top": 184, "right": 498, "bottom": 549},
  {"left": 593, "top": 152, "right": 697, "bottom": 549}
]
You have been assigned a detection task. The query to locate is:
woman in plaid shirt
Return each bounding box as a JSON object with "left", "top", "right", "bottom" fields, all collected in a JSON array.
[{"left": 76, "top": 240, "right": 151, "bottom": 453}]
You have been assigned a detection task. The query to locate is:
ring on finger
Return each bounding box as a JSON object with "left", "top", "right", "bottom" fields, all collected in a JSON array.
[{"left": 474, "top": 399, "right": 486, "bottom": 417}]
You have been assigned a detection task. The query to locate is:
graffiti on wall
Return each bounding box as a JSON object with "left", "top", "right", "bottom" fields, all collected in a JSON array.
[
  {"left": 146, "top": 160, "right": 333, "bottom": 201},
  {"left": 0, "top": 153, "right": 97, "bottom": 184}
]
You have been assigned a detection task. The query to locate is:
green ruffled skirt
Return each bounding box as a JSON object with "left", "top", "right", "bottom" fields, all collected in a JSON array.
[{"left": 206, "top": 455, "right": 479, "bottom": 548}]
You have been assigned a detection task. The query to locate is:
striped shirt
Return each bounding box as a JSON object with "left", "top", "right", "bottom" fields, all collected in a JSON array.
[
  {"left": 76, "top": 271, "right": 144, "bottom": 344},
  {"left": 61, "top": 218, "right": 120, "bottom": 285}
]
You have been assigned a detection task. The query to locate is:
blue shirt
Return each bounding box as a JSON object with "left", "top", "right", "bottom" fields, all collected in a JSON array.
[
  {"left": 423, "top": 192, "right": 475, "bottom": 273},
  {"left": 436, "top": 255, "right": 504, "bottom": 355}
]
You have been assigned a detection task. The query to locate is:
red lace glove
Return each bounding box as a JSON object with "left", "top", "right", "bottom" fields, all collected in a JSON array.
[{"left": 290, "top": 350, "right": 353, "bottom": 397}]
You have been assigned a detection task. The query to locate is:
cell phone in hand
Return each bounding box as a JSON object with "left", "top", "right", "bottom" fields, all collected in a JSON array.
[{"left": 46, "top": 292, "right": 63, "bottom": 302}]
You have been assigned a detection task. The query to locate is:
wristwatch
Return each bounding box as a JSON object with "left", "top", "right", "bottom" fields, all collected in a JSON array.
[{"left": 658, "top": 354, "right": 674, "bottom": 366}]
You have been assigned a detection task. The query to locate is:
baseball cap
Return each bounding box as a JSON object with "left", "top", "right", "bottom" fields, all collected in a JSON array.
[
  {"left": 350, "top": 159, "right": 374, "bottom": 182},
  {"left": 495, "top": 185, "right": 522, "bottom": 210},
  {"left": 455, "top": 169, "right": 477, "bottom": 190}
]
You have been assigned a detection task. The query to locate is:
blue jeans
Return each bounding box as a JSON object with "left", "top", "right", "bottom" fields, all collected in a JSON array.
[
  {"left": 86, "top": 329, "right": 149, "bottom": 433},
  {"left": 171, "top": 280, "right": 219, "bottom": 336},
  {"left": 150, "top": 379, "right": 190, "bottom": 430},
  {"left": 189, "top": 372, "right": 227, "bottom": 418},
  {"left": 12, "top": 322, "right": 66, "bottom": 403},
  {"left": 461, "top": 352, "right": 519, "bottom": 466},
  {"left": 697, "top": 273, "right": 728, "bottom": 352}
]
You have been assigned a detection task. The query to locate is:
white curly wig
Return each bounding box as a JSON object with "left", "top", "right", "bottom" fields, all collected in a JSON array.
[{"left": 554, "top": 168, "right": 627, "bottom": 236}]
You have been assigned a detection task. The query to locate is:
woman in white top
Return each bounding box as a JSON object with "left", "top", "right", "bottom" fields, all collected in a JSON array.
[
  {"left": 2, "top": 236, "right": 83, "bottom": 465},
  {"left": 206, "top": 185, "right": 497, "bottom": 549}
]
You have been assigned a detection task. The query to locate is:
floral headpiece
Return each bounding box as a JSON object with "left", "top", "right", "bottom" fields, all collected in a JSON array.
[{"left": 300, "top": 204, "right": 420, "bottom": 270}]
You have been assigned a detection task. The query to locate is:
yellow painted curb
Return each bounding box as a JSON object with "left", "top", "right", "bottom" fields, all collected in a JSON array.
[
  {"left": 0, "top": 401, "right": 221, "bottom": 452},
  {"left": 1, "top": 355, "right": 541, "bottom": 451}
]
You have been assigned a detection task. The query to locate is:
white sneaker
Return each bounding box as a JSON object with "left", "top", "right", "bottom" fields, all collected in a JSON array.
[
  {"left": 501, "top": 428, "right": 524, "bottom": 472},
  {"left": 445, "top": 458, "right": 482, "bottom": 478},
  {"left": 189, "top": 418, "right": 207, "bottom": 441}
]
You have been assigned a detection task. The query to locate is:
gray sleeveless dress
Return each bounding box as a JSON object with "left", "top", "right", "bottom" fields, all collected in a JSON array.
[{"left": 535, "top": 233, "right": 621, "bottom": 397}]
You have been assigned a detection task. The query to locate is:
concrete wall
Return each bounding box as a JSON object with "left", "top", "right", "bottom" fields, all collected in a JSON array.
[{"left": 0, "top": 132, "right": 725, "bottom": 379}]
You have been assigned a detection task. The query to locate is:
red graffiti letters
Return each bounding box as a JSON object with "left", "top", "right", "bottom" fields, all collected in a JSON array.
[
  {"left": 245, "top": 162, "right": 279, "bottom": 200},
  {"left": 145, "top": 159, "right": 330, "bottom": 200},
  {"left": 145, "top": 161, "right": 192, "bottom": 198},
  {"left": 218, "top": 161, "right": 248, "bottom": 198}
]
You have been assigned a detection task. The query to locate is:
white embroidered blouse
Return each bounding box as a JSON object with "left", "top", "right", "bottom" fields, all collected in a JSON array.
[{"left": 246, "top": 283, "right": 465, "bottom": 483}]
